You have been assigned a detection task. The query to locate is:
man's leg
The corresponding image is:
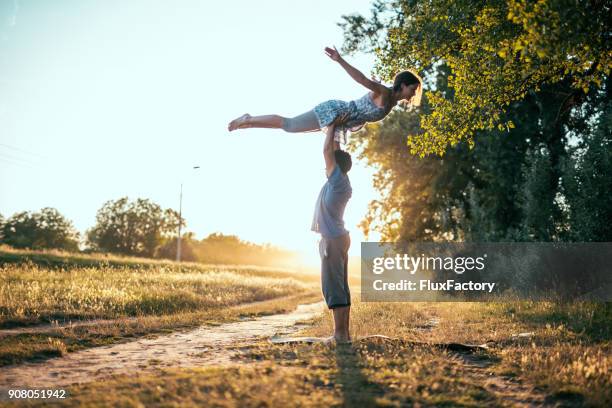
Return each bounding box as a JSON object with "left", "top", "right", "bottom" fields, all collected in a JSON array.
[
  {"left": 345, "top": 305, "right": 351, "bottom": 339},
  {"left": 332, "top": 305, "right": 350, "bottom": 342},
  {"left": 320, "top": 234, "right": 352, "bottom": 342},
  {"left": 336, "top": 234, "right": 351, "bottom": 341}
]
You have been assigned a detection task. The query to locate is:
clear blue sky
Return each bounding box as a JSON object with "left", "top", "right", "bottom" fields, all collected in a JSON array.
[{"left": 0, "top": 0, "right": 385, "bottom": 261}]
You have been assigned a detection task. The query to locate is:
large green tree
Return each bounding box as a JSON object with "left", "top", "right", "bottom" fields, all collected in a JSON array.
[
  {"left": 561, "top": 84, "right": 612, "bottom": 241},
  {"left": 87, "top": 197, "right": 183, "bottom": 257},
  {"left": 348, "top": 66, "right": 611, "bottom": 242},
  {"left": 340, "top": 0, "right": 610, "bottom": 156},
  {"left": 348, "top": 65, "right": 527, "bottom": 242}
]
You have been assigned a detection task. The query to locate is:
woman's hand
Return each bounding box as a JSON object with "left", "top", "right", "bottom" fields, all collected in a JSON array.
[{"left": 324, "top": 46, "right": 342, "bottom": 62}]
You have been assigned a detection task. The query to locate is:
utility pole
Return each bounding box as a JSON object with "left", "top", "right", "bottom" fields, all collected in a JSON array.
[
  {"left": 176, "top": 183, "right": 183, "bottom": 262},
  {"left": 176, "top": 166, "right": 199, "bottom": 263}
]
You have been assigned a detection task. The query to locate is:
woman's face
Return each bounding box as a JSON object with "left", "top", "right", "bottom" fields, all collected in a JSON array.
[{"left": 401, "top": 83, "right": 419, "bottom": 101}]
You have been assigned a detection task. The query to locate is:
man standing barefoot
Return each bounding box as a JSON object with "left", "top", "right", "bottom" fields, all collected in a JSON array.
[{"left": 312, "top": 122, "right": 352, "bottom": 343}]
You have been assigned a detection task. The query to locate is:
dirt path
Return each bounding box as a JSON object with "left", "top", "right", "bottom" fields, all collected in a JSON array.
[
  {"left": 457, "top": 353, "right": 549, "bottom": 407},
  {"left": 0, "top": 301, "right": 326, "bottom": 389},
  {"left": 0, "top": 318, "right": 138, "bottom": 338},
  {"left": 414, "top": 312, "right": 550, "bottom": 407},
  {"left": 0, "top": 294, "right": 316, "bottom": 338},
  {"left": 1, "top": 303, "right": 551, "bottom": 406}
]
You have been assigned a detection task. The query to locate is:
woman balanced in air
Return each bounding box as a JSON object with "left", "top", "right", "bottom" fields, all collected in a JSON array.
[{"left": 227, "top": 46, "right": 422, "bottom": 143}]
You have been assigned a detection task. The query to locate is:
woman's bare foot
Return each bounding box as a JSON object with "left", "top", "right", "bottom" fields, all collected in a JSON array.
[{"left": 228, "top": 114, "right": 251, "bottom": 131}]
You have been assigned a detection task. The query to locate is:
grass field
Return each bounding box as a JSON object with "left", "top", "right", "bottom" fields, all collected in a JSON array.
[
  {"left": 27, "top": 300, "right": 608, "bottom": 408},
  {"left": 0, "top": 246, "right": 321, "bottom": 366},
  {"left": 1, "top": 246, "right": 610, "bottom": 407}
]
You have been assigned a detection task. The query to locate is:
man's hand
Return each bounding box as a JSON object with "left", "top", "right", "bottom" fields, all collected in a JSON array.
[
  {"left": 333, "top": 112, "right": 350, "bottom": 126},
  {"left": 331, "top": 114, "right": 348, "bottom": 151},
  {"left": 324, "top": 46, "right": 342, "bottom": 62}
]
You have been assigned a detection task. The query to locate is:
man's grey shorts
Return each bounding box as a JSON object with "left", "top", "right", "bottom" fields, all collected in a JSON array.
[{"left": 319, "top": 233, "right": 351, "bottom": 309}]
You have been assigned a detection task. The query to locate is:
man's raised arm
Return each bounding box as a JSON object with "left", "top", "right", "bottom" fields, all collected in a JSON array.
[{"left": 323, "top": 124, "right": 336, "bottom": 177}]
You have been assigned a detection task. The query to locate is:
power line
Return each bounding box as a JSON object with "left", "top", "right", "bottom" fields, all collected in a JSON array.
[
  {"left": 0, "top": 156, "right": 35, "bottom": 169},
  {"left": 0, "top": 143, "right": 46, "bottom": 159},
  {"left": 0, "top": 151, "right": 37, "bottom": 166}
]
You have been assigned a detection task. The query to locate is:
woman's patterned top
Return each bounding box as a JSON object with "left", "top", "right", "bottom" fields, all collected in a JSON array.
[{"left": 313, "top": 91, "right": 390, "bottom": 144}]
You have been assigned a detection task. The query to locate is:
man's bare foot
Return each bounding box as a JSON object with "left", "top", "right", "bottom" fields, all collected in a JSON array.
[
  {"left": 334, "top": 335, "right": 352, "bottom": 344},
  {"left": 228, "top": 113, "right": 251, "bottom": 131},
  {"left": 322, "top": 335, "right": 336, "bottom": 344},
  {"left": 322, "top": 335, "right": 351, "bottom": 344}
]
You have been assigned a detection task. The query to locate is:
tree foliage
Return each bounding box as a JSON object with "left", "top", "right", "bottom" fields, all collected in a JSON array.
[
  {"left": 1, "top": 208, "right": 80, "bottom": 251},
  {"left": 193, "top": 233, "right": 296, "bottom": 267},
  {"left": 155, "top": 231, "right": 198, "bottom": 262},
  {"left": 155, "top": 232, "right": 299, "bottom": 268},
  {"left": 348, "top": 67, "right": 611, "bottom": 242},
  {"left": 562, "top": 96, "right": 612, "bottom": 241},
  {"left": 340, "top": 0, "right": 611, "bottom": 156},
  {"left": 86, "top": 197, "right": 183, "bottom": 257}
]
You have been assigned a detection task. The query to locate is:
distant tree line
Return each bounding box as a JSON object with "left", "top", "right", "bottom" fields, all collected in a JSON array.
[
  {"left": 156, "top": 232, "right": 298, "bottom": 267},
  {"left": 0, "top": 197, "right": 297, "bottom": 267},
  {"left": 0, "top": 208, "right": 80, "bottom": 252}
]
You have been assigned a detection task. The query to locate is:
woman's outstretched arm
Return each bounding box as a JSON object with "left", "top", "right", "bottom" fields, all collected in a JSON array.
[{"left": 325, "top": 46, "right": 387, "bottom": 94}]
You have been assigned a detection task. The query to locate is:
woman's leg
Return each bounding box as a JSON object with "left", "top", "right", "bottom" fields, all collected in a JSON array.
[
  {"left": 281, "top": 110, "right": 321, "bottom": 133},
  {"left": 228, "top": 114, "right": 283, "bottom": 131},
  {"left": 244, "top": 114, "right": 284, "bottom": 129},
  {"left": 228, "top": 110, "right": 320, "bottom": 133}
]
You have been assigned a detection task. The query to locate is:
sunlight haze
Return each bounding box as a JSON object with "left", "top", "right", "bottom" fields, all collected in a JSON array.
[{"left": 0, "top": 0, "right": 384, "bottom": 262}]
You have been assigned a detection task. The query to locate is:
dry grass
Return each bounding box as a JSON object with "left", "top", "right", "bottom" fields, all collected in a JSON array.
[
  {"left": 2, "top": 246, "right": 609, "bottom": 406},
  {"left": 0, "top": 291, "right": 322, "bottom": 367},
  {"left": 0, "top": 244, "right": 303, "bottom": 274},
  {"left": 299, "top": 299, "right": 611, "bottom": 406},
  {"left": 8, "top": 299, "right": 609, "bottom": 407},
  {"left": 13, "top": 340, "right": 502, "bottom": 407},
  {"left": 0, "top": 261, "right": 317, "bottom": 327},
  {"left": 0, "top": 247, "right": 322, "bottom": 366}
]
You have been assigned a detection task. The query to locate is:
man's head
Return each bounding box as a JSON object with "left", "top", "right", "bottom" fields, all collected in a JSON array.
[{"left": 334, "top": 149, "right": 352, "bottom": 174}]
